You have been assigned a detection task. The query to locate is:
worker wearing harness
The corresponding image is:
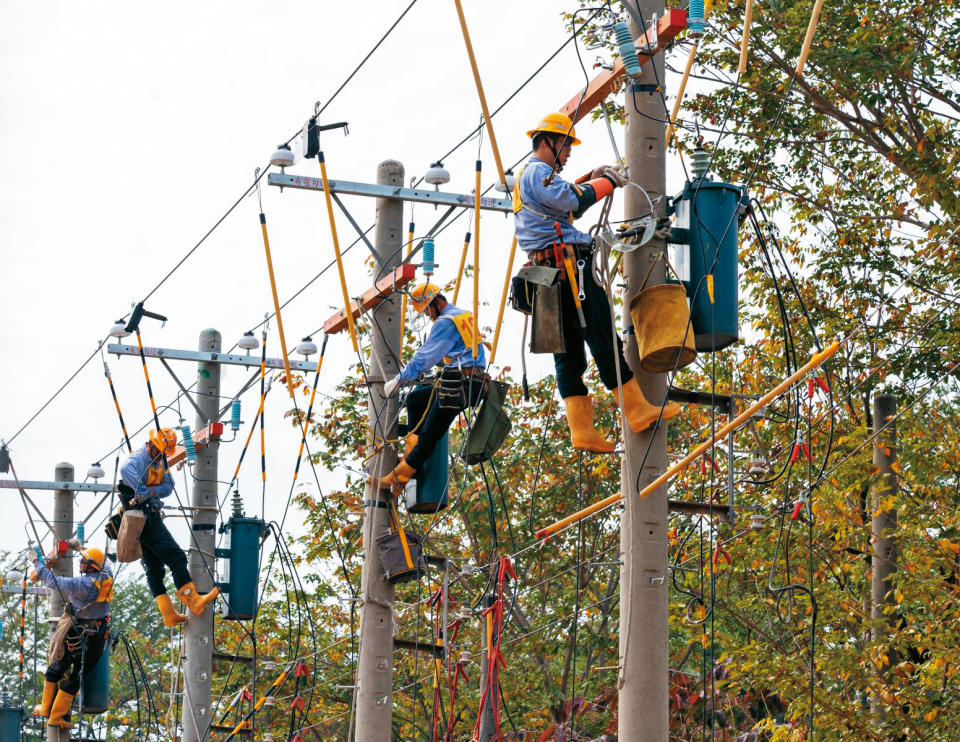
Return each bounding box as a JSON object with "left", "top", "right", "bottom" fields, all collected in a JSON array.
[
  {"left": 119, "top": 428, "right": 219, "bottom": 627},
  {"left": 31, "top": 547, "right": 113, "bottom": 730},
  {"left": 513, "top": 112, "right": 680, "bottom": 452},
  {"left": 376, "top": 284, "right": 488, "bottom": 490}
]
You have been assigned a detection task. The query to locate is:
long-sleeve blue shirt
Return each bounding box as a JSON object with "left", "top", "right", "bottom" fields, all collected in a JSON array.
[
  {"left": 34, "top": 562, "right": 112, "bottom": 619},
  {"left": 120, "top": 445, "right": 174, "bottom": 502},
  {"left": 513, "top": 156, "right": 594, "bottom": 252},
  {"left": 397, "top": 305, "right": 486, "bottom": 385}
]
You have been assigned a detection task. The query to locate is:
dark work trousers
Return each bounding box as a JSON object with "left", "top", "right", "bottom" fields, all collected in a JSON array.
[
  {"left": 550, "top": 244, "right": 633, "bottom": 398},
  {"left": 405, "top": 372, "right": 487, "bottom": 471},
  {"left": 46, "top": 620, "right": 108, "bottom": 695},
  {"left": 139, "top": 503, "right": 192, "bottom": 597}
]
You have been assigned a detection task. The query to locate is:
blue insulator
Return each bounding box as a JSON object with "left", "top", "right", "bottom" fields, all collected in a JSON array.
[
  {"left": 76, "top": 524, "right": 85, "bottom": 544},
  {"left": 230, "top": 399, "right": 241, "bottom": 431},
  {"left": 688, "top": 0, "right": 705, "bottom": 37},
  {"left": 33, "top": 546, "right": 44, "bottom": 565},
  {"left": 181, "top": 425, "right": 197, "bottom": 463},
  {"left": 422, "top": 238, "right": 435, "bottom": 277},
  {"left": 614, "top": 22, "right": 641, "bottom": 77}
]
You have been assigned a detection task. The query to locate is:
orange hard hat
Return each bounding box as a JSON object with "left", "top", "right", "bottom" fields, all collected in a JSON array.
[
  {"left": 80, "top": 547, "right": 105, "bottom": 571},
  {"left": 410, "top": 283, "right": 441, "bottom": 314},
  {"left": 149, "top": 428, "right": 177, "bottom": 455},
  {"left": 527, "top": 112, "right": 581, "bottom": 145}
]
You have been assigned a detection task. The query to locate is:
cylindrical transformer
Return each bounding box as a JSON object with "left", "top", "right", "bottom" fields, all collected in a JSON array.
[
  {"left": 672, "top": 180, "right": 748, "bottom": 351},
  {"left": 405, "top": 432, "right": 449, "bottom": 513},
  {"left": 217, "top": 517, "right": 266, "bottom": 620},
  {"left": 81, "top": 638, "right": 110, "bottom": 713}
]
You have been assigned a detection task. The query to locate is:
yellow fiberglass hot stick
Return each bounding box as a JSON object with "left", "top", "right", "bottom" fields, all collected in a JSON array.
[
  {"left": 795, "top": 0, "right": 825, "bottom": 78},
  {"left": 400, "top": 221, "right": 414, "bottom": 354},
  {"left": 472, "top": 160, "right": 481, "bottom": 358},
  {"left": 292, "top": 335, "right": 328, "bottom": 483},
  {"left": 535, "top": 342, "right": 841, "bottom": 540},
  {"left": 318, "top": 150, "right": 359, "bottom": 353},
  {"left": 488, "top": 235, "right": 518, "bottom": 368},
  {"left": 738, "top": 0, "right": 754, "bottom": 76},
  {"left": 258, "top": 212, "right": 295, "bottom": 398},
  {"left": 665, "top": 42, "right": 697, "bottom": 148},
  {"left": 453, "top": 0, "right": 507, "bottom": 187},
  {"left": 452, "top": 231, "right": 471, "bottom": 305}
]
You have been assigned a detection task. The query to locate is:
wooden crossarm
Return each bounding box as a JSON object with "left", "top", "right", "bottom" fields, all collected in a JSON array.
[
  {"left": 323, "top": 263, "right": 417, "bottom": 334},
  {"left": 560, "top": 9, "right": 688, "bottom": 124}
]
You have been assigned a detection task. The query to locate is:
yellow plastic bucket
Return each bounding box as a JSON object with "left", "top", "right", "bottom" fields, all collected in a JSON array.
[{"left": 629, "top": 283, "right": 697, "bottom": 373}]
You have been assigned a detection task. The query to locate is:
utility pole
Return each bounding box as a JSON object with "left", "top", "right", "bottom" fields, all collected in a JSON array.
[
  {"left": 870, "top": 393, "right": 898, "bottom": 719},
  {"left": 182, "top": 329, "right": 221, "bottom": 742},
  {"left": 355, "top": 161, "right": 403, "bottom": 741},
  {"left": 619, "top": 0, "right": 670, "bottom": 739},
  {"left": 48, "top": 463, "right": 75, "bottom": 632},
  {"left": 48, "top": 462, "right": 74, "bottom": 742}
]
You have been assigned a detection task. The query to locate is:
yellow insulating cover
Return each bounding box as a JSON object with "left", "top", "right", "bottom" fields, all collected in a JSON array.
[{"left": 629, "top": 283, "right": 698, "bottom": 373}]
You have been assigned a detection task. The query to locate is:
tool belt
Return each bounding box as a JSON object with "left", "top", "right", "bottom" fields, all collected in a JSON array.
[
  {"left": 527, "top": 241, "right": 594, "bottom": 273},
  {"left": 434, "top": 367, "right": 489, "bottom": 410}
]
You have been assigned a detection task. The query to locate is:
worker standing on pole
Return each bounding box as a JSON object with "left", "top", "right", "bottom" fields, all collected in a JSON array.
[
  {"left": 513, "top": 112, "right": 680, "bottom": 452},
  {"left": 119, "top": 428, "right": 219, "bottom": 627},
  {"left": 377, "top": 283, "right": 488, "bottom": 490},
  {"left": 29, "top": 547, "right": 112, "bottom": 731}
]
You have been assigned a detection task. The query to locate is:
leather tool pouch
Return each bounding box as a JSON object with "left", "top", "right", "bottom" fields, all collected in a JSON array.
[
  {"left": 530, "top": 282, "right": 566, "bottom": 354},
  {"left": 117, "top": 510, "right": 145, "bottom": 563}
]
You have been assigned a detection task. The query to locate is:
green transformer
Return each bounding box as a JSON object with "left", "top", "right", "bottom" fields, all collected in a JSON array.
[
  {"left": 405, "top": 431, "right": 449, "bottom": 514},
  {"left": 0, "top": 691, "right": 19, "bottom": 742},
  {"left": 217, "top": 516, "right": 267, "bottom": 620},
  {"left": 81, "top": 638, "right": 110, "bottom": 713},
  {"left": 669, "top": 179, "right": 749, "bottom": 351}
]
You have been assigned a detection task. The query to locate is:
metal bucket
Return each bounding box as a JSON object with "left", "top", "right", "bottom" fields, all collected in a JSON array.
[{"left": 629, "top": 283, "right": 697, "bottom": 373}]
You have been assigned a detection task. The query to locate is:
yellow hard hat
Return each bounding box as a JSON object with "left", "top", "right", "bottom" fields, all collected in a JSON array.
[
  {"left": 149, "top": 428, "right": 178, "bottom": 455},
  {"left": 80, "top": 547, "right": 105, "bottom": 571},
  {"left": 410, "top": 283, "right": 441, "bottom": 314},
  {"left": 527, "top": 112, "right": 581, "bottom": 146}
]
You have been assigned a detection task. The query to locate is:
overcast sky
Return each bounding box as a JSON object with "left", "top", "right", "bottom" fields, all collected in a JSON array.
[{"left": 0, "top": 2, "right": 692, "bottom": 576}]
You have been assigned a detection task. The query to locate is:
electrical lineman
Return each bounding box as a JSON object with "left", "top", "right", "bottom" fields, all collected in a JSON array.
[
  {"left": 512, "top": 112, "right": 680, "bottom": 452},
  {"left": 376, "top": 283, "right": 488, "bottom": 489},
  {"left": 30, "top": 546, "right": 112, "bottom": 730},
  {"left": 119, "top": 428, "right": 219, "bottom": 627}
]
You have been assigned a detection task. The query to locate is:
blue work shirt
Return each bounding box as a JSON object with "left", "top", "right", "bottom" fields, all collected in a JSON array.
[
  {"left": 120, "top": 445, "right": 174, "bottom": 503},
  {"left": 35, "top": 562, "right": 112, "bottom": 619},
  {"left": 397, "top": 305, "right": 486, "bottom": 385},
  {"left": 513, "top": 156, "right": 593, "bottom": 252}
]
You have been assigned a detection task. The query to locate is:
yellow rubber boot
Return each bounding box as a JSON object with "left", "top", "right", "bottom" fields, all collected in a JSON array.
[
  {"left": 403, "top": 433, "right": 419, "bottom": 458},
  {"left": 368, "top": 460, "right": 416, "bottom": 492},
  {"left": 619, "top": 377, "right": 681, "bottom": 433},
  {"left": 176, "top": 582, "right": 220, "bottom": 617},
  {"left": 47, "top": 691, "right": 75, "bottom": 730},
  {"left": 156, "top": 593, "right": 187, "bottom": 627},
  {"left": 563, "top": 396, "right": 615, "bottom": 453},
  {"left": 33, "top": 680, "right": 57, "bottom": 718}
]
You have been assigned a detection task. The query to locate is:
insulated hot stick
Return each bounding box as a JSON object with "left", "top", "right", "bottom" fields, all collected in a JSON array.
[{"left": 536, "top": 342, "right": 841, "bottom": 539}]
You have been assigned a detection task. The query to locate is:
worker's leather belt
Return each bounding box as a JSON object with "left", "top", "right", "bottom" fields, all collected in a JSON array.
[
  {"left": 527, "top": 241, "right": 593, "bottom": 269},
  {"left": 459, "top": 367, "right": 489, "bottom": 379},
  {"left": 76, "top": 617, "right": 108, "bottom": 626}
]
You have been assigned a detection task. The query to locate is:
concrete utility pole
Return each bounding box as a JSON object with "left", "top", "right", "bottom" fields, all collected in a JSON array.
[
  {"left": 870, "top": 393, "right": 898, "bottom": 719},
  {"left": 619, "top": 0, "right": 670, "bottom": 739},
  {"left": 48, "top": 463, "right": 75, "bottom": 632},
  {"left": 355, "top": 161, "right": 404, "bottom": 741},
  {"left": 182, "top": 329, "right": 221, "bottom": 742},
  {"left": 48, "top": 462, "right": 74, "bottom": 742}
]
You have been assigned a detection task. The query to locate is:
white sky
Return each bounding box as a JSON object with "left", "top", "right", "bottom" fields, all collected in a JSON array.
[{"left": 0, "top": 1, "right": 690, "bottom": 571}]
